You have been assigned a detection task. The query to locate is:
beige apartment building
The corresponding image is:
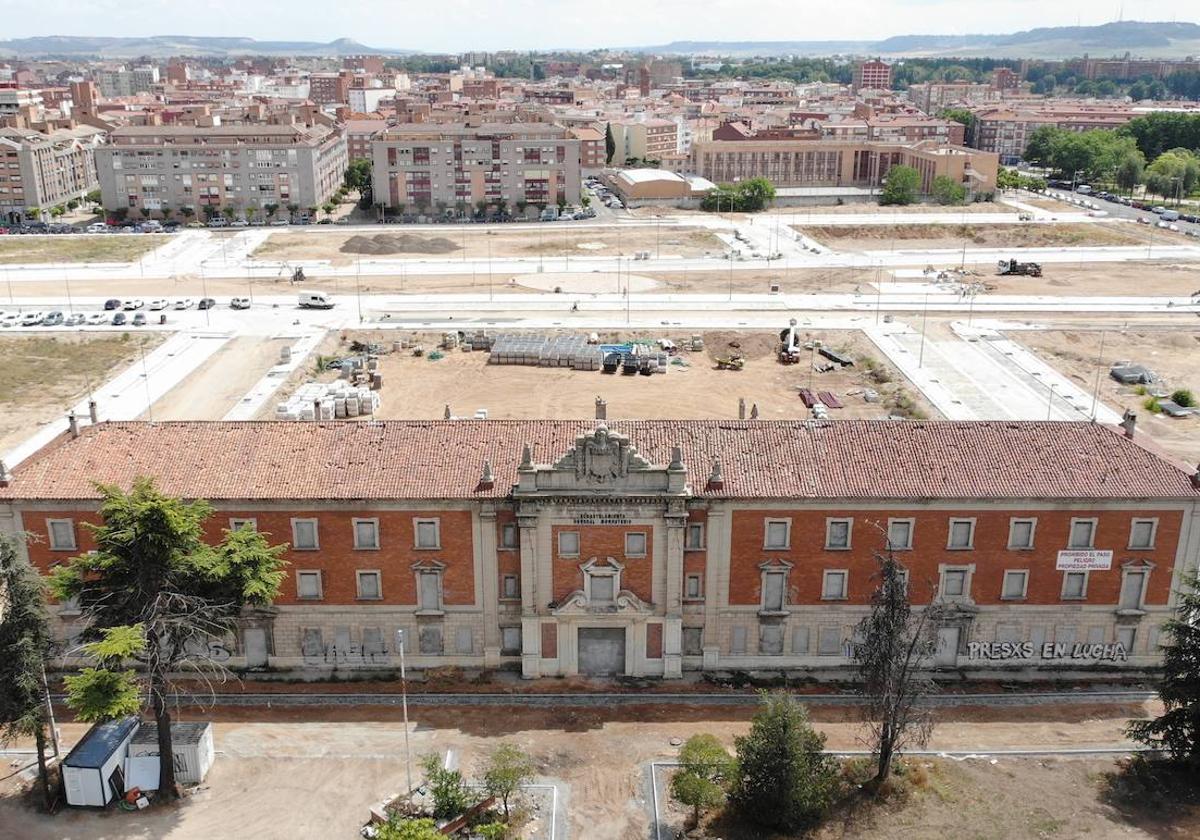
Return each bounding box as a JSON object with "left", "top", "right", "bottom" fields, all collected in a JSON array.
[
  {"left": 689, "top": 137, "right": 998, "bottom": 195},
  {"left": 371, "top": 123, "right": 581, "bottom": 212},
  {"left": 0, "top": 125, "right": 105, "bottom": 223},
  {"left": 94, "top": 123, "right": 347, "bottom": 216},
  {"left": 973, "top": 105, "right": 1139, "bottom": 163},
  {"left": 607, "top": 119, "right": 679, "bottom": 163}
]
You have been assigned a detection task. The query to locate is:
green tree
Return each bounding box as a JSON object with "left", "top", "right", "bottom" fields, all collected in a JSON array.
[
  {"left": 1128, "top": 570, "right": 1200, "bottom": 769},
  {"left": 344, "top": 158, "right": 373, "bottom": 193},
  {"left": 62, "top": 626, "right": 144, "bottom": 722},
  {"left": 855, "top": 551, "right": 944, "bottom": 786},
  {"left": 264, "top": 202, "right": 280, "bottom": 220},
  {"left": 420, "top": 753, "right": 473, "bottom": 819},
  {"left": 50, "top": 479, "right": 288, "bottom": 799},
  {"left": 931, "top": 175, "right": 967, "bottom": 205},
  {"left": 604, "top": 122, "right": 616, "bottom": 165},
  {"left": 1115, "top": 151, "right": 1146, "bottom": 194},
  {"left": 737, "top": 177, "right": 775, "bottom": 211},
  {"left": 1144, "top": 148, "right": 1200, "bottom": 201},
  {"left": 879, "top": 165, "right": 920, "bottom": 206},
  {"left": 730, "top": 693, "right": 838, "bottom": 833},
  {"left": 1023, "top": 125, "right": 1063, "bottom": 166},
  {"left": 670, "top": 733, "right": 735, "bottom": 827},
  {"left": 85, "top": 189, "right": 102, "bottom": 207},
  {"left": 515, "top": 199, "right": 528, "bottom": 219},
  {"left": 375, "top": 817, "right": 443, "bottom": 840},
  {"left": 0, "top": 536, "right": 56, "bottom": 810},
  {"left": 483, "top": 742, "right": 536, "bottom": 821}
]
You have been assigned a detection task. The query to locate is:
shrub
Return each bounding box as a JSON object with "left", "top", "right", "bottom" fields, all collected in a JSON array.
[
  {"left": 1170, "top": 389, "right": 1195, "bottom": 407},
  {"left": 1143, "top": 396, "right": 1162, "bottom": 413}
]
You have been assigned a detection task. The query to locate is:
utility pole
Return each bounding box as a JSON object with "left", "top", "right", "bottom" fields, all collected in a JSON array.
[
  {"left": 396, "top": 629, "right": 413, "bottom": 799},
  {"left": 1089, "top": 330, "right": 1107, "bottom": 421},
  {"left": 918, "top": 293, "right": 929, "bottom": 368}
]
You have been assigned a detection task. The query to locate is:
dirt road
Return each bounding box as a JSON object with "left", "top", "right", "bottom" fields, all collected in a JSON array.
[{"left": 148, "top": 336, "right": 290, "bottom": 421}]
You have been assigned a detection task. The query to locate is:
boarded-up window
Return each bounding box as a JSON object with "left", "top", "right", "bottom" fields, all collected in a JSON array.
[
  {"left": 791, "top": 626, "right": 810, "bottom": 655},
  {"left": 994, "top": 624, "right": 1020, "bottom": 644},
  {"left": 47, "top": 519, "right": 76, "bottom": 550},
  {"left": 685, "top": 575, "right": 702, "bottom": 599},
  {"left": 1129, "top": 520, "right": 1155, "bottom": 549},
  {"left": 1087, "top": 626, "right": 1106, "bottom": 645},
  {"left": 501, "top": 626, "right": 522, "bottom": 654},
  {"left": 292, "top": 519, "right": 318, "bottom": 550},
  {"left": 362, "top": 627, "right": 385, "bottom": 655},
  {"left": 558, "top": 531, "right": 580, "bottom": 556},
  {"left": 1116, "top": 625, "right": 1136, "bottom": 653},
  {"left": 500, "top": 523, "right": 518, "bottom": 548},
  {"left": 455, "top": 627, "right": 474, "bottom": 654},
  {"left": 765, "top": 521, "right": 789, "bottom": 548},
  {"left": 818, "top": 627, "right": 842, "bottom": 656},
  {"left": 419, "top": 572, "right": 441, "bottom": 610},
  {"left": 418, "top": 625, "right": 443, "bottom": 655},
  {"left": 1055, "top": 625, "right": 1077, "bottom": 647},
  {"left": 948, "top": 520, "right": 973, "bottom": 549},
  {"left": 415, "top": 520, "right": 440, "bottom": 548},
  {"left": 591, "top": 575, "right": 615, "bottom": 603},
  {"left": 1120, "top": 570, "right": 1147, "bottom": 610},
  {"left": 762, "top": 572, "right": 786, "bottom": 611},
  {"left": 1069, "top": 519, "right": 1095, "bottom": 548},
  {"left": 301, "top": 628, "right": 323, "bottom": 657},
  {"left": 730, "top": 625, "right": 747, "bottom": 655},
  {"left": 354, "top": 519, "right": 379, "bottom": 549},
  {"left": 760, "top": 623, "right": 783, "bottom": 655},
  {"left": 1009, "top": 519, "right": 1035, "bottom": 549},
  {"left": 502, "top": 575, "right": 519, "bottom": 599},
  {"left": 682, "top": 627, "right": 703, "bottom": 656},
  {"left": 822, "top": 571, "right": 847, "bottom": 600},
  {"left": 297, "top": 571, "right": 322, "bottom": 600},
  {"left": 625, "top": 532, "right": 647, "bottom": 557}
]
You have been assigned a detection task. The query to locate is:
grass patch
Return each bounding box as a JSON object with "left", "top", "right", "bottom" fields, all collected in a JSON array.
[
  {"left": 0, "top": 334, "right": 158, "bottom": 404},
  {"left": 796, "top": 223, "right": 1144, "bottom": 249},
  {"left": 0, "top": 235, "right": 167, "bottom": 264}
]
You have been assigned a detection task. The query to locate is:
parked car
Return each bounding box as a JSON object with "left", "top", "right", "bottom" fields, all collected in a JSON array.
[
  {"left": 132, "top": 312, "right": 147, "bottom": 326},
  {"left": 148, "top": 299, "right": 169, "bottom": 310},
  {"left": 230, "top": 219, "right": 248, "bottom": 228},
  {"left": 230, "top": 297, "right": 251, "bottom": 310},
  {"left": 173, "top": 298, "right": 194, "bottom": 310},
  {"left": 0, "top": 312, "right": 17, "bottom": 328},
  {"left": 198, "top": 297, "right": 216, "bottom": 310},
  {"left": 20, "top": 311, "right": 45, "bottom": 326},
  {"left": 270, "top": 219, "right": 291, "bottom": 226},
  {"left": 111, "top": 312, "right": 126, "bottom": 326},
  {"left": 64, "top": 313, "right": 86, "bottom": 326},
  {"left": 85, "top": 312, "right": 107, "bottom": 325},
  {"left": 86, "top": 222, "right": 109, "bottom": 234},
  {"left": 103, "top": 298, "right": 122, "bottom": 310},
  {"left": 42, "top": 311, "right": 64, "bottom": 326},
  {"left": 122, "top": 299, "right": 144, "bottom": 310}
]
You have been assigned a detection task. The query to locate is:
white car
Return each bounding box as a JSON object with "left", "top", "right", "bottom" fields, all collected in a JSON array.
[
  {"left": 20, "top": 311, "right": 45, "bottom": 326},
  {"left": 64, "top": 313, "right": 87, "bottom": 326},
  {"left": 173, "top": 298, "right": 194, "bottom": 310},
  {"left": 0, "top": 312, "right": 17, "bottom": 328},
  {"left": 148, "top": 299, "right": 169, "bottom": 311},
  {"left": 122, "top": 299, "right": 144, "bottom": 310},
  {"left": 230, "top": 297, "right": 251, "bottom": 310},
  {"left": 86, "top": 312, "right": 108, "bottom": 325}
]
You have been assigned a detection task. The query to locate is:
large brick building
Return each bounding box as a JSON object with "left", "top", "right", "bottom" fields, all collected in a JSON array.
[{"left": 2, "top": 419, "right": 1197, "bottom": 679}]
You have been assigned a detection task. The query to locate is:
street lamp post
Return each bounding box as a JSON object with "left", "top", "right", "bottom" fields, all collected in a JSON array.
[
  {"left": 395, "top": 629, "right": 413, "bottom": 799},
  {"left": 918, "top": 293, "right": 930, "bottom": 368},
  {"left": 1047, "top": 383, "right": 1058, "bottom": 420}
]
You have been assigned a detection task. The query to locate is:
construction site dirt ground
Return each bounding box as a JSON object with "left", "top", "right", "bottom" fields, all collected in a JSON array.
[
  {"left": 145, "top": 335, "right": 292, "bottom": 421},
  {"left": 2, "top": 698, "right": 1194, "bottom": 840},
  {"left": 251, "top": 226, "right": 725, "bottom": 265},
  {"left": 1019, "top": 327, "right": 1200, "bottom": 464},
  {"left": 0, "top": 235, "right": 168, "bottom": 264},
  {"left": 266, "top": 329, "right": 936, "bottom": 422},
  {"left": 0, "top": 333, "right": 164, "bottom": 455},
  {"left": 796, "top": 221, "right": 1184, "bottom": 252}
]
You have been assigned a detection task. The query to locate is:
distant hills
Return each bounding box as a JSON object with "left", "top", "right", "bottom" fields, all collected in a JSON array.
[
  {"left": 0, "top": 36, "right": 411, "bottom": 59},
  {"left": 632, "top": 21, "right": 1200, "bottom": 59}
]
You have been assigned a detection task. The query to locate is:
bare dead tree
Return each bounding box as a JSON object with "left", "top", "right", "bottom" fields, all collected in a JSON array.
[{"left": 853, "top": 550, "right": 944, "bottom": 787}]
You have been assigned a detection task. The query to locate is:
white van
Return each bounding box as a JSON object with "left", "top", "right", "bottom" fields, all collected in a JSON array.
[{"left": 298, "top": 291, "right": 334, "bottom": 309}]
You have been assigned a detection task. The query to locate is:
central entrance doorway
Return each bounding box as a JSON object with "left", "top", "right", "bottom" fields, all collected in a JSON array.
[{"left": 578, "top": 628, "right": 626, "bottom": 676}]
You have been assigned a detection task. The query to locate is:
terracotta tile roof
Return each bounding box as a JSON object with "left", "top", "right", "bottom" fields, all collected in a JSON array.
[{"left": 3, "top": 420, "right": 1196, "bottom": 503}]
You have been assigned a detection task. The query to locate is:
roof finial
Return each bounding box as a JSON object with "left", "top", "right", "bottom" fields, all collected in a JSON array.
[{"left": 520, "top": 443, "right": 533, "bottom": 469}]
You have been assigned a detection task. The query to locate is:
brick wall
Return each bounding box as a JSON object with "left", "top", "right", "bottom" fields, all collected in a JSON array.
[{"left": 550, "top": 524, "right": 655, "bottom": 602}]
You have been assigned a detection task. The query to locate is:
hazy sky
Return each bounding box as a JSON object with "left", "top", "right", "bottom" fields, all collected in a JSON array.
[{"left": 2, "top": 0, "right": 1197, "bottom": 51}]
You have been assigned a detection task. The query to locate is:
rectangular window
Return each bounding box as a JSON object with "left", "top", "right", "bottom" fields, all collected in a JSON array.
[
  {"left": 419, "top": 572, "right": 441, "bottom": 610},
  {"left": 822, "top": 570, "right": 848, "bottom": 600},
  {"left": 764, "top": 519, "right": 790, "bottom": 549},
  {"left": 455, "top": 627, "right": 474, "bottom": 655},
  {"left": 502, "top": 574, "right": 519, "bottom": 599},
  {"left": 590, "top": 575, "right": 615, "bottom": 603},
  {"left": 1008, "top": 518, "right": 1036, "bottom": 550},
  {"left": 625, "top": 532, "right": 647, "bottom": 557},
  {"left": 1120, "top": 570, "right": 1148, "bottom": 610},
  {"left": 414, "top": 519, "right": 440, "bottom": 549},
  {"left": 500, "top": 523, "right": 518, "bottom": 549},
  {"left": 760, "top": 623, "right": 784, "bottom": 655},
  {"left": 418, "top": 625, "right": 443, "bottom": 655},
  {"left": 685, "top": 523, "right": 705, "bottom": 550},
  {"left": 941, "top": 568, "right": 968, "bottom": 598},
  {"left": 362, "top": 627, "right": 385, "bottom": 656},
  {"left": 947, "top": 519, "right": 975, "bottom": 550},
  {"left": 1062, "top": 571, "right": 1088, "bottom": 600},
  {"left": 682, "top": 627, "right": 703, "bottom": 656},
  {"left": 558, "top": 530, "right": 580, "bottom": 557},
  {"left": 762, "top": 572, "right": 787, "bottom": 611},
  {"left": 817, "top": 626, "right": 842, "bottom": 656},
  {"left": 301, "top": 628, "right": 323, "bottom": 657},
  {"left": 353, "top": 518, "right": 379, "bottom": 550},
  {"left": 825, "top": 518, "right": 852, "bottom": 550},
  {"left": 296, "top": 570, "right": 323, "bottom": 600},
  {"left": 292, "top": 518, "right": 319, "bottom": 550},
  {"left": 730, "top": 625, "right": 747, "bottom": 655},
  {"left": 356, "top": 570, "right": 381, "bottom": 600},
  {"left": 1115, "top": 625, "right": 1136, "bottom": 652},
  {"left": 887, "top": 519, "right": 913, "bottom": 551},
  {"left": 1002, "top": 570, "right": 1029, "bottom": 600},
  {"left": 685, "top": 574, "right": 703, "bottom": 599},
  {"left": 47, "top": 519, "right": 76, "bottom": 551},
  {"left": 1128, "top": 519, "right": 1156, "bottom": 550},
  {"left": 1069, "top": 518, "right": 1096, "bottom": 549},
  {"left": 229, "top": 517, "right": 257, "bottom": 532},
  {"left": 501, "top": 626, "right": 522, "bottom": 655}
]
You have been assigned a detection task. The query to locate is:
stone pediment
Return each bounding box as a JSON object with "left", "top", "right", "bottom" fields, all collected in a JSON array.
[
  {"left": 516, "top": 423, "right": 689, "bottom": 497},
  {"left": 551, "top": 589, "right": 653, "bottom": 616}
]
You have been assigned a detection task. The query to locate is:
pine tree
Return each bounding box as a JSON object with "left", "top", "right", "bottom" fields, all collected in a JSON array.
[
  {"left": 1128, "top": 571, "right": 1200, "bottom": 769},
  {"left": 604, "top": 123, "right": 616, "bottom": 165}
]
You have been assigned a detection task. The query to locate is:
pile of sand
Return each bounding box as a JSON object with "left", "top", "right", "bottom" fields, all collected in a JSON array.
[{"left": 340, "top": 233, "right": 462, "bottom": 256}]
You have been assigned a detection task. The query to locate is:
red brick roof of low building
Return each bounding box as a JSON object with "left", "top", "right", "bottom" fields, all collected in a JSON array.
[{"left": 3, "top": 420, "right": 1196, "bottom": 502}]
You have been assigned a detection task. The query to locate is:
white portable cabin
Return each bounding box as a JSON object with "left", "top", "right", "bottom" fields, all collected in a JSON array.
[
  {"left": 61, "top": 716, "right": 140, "bottom": 807},
  {"left": 125, "top": 722, "right": 215, "bottom": 789}
]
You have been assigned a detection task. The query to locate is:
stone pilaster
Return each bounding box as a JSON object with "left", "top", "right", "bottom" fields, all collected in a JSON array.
[{"left": 478, "top": 506, "right": 501, "bottom": 667}]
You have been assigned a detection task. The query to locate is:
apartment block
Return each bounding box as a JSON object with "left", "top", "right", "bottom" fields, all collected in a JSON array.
[
  {"left": 309, "top": 72, "right": 352, "bottom": 106},
  {"left": 96, "top": 66, "right": 160, "bottom": 98},
  {"left": 94, "top": 123, "right": 347, "bottom": 216},
  {"left": 608, "top": 119, "right": 678, "bottom": 163},
  {"left": 372, "top": 123, "right": 580, "bottom": 211},
  {"left": 972, "top": 105, "right": 1139, "bottom": 163},
  {"left": 0, "top": 125, "right": 105, "bottom": 222},
  {"left": 345, "top": 119, "right": 388, "bottom": 162},
  {"left": 853, "top": 59, "right": 892, "bottom": 91},
  {"left": 4, "top": 420, "right": 1196, "bottom": 679}
]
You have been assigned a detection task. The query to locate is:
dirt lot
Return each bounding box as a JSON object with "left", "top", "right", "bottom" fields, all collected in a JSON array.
[
  {"left": 252, "top": 226, "right": 724, "bottom": 265},
  {"left": 2, "top": 698, "right": 1192, "bottom": 840},
  {"left": 0, "top": 235, "right": 168, "bottom": 264},
  {"left": 1019, "top": 328, "right": 1200, "bottom": 464},
  {"left": 0, "top": 333, "right": 163, "bottom": 454},
  {"left": 148, "top": 336, "right": 291, "bottom": 421},
  {"left": 271, "top": 329, "right": 936, "bottom": 422},
  {"left": 977, "top": 259, "right": 1200, "bottom": 297},
  {"left": 627, "top": 202, "right": 1017, "bottom": 220},
  {"left": 796, "top": 222, "right": 1176, "bottom": 252}
]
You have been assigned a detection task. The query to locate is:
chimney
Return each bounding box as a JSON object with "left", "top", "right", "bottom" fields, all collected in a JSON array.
[
  {"left": 706, "top": 457, "right": 724, "bottom": 491},
  {"left": 0, "top": 460, "right": 9, "bottom": 487},
  {"left": 519, "top": 443, "right": 533, "bottom": 470},
  {"left": 444, "top": 404, "right": 452, "bottom": 420},
  {"left": 88, "top": 398, "right": 98, "bottom": 424},
  {"left": 313, "top": 398, "right": 321, "bottom": 422},
  {"left": 595, "top": 396, "right": 607, "bottom": 420},
  {"left": 750, "top": 403, "right": 759, "bottom": 420},
  {"left": 738, "top": 398, "right": 746, "bottom": 420},
  {"left": 478, "top": 459, "right": 495, "bottom": 490},
  {"left": 68, "top": 411, "right": 79, "bottom": 438},
  {"left": 1121, "top": 409, "right": 1137, "bottom": 439}
]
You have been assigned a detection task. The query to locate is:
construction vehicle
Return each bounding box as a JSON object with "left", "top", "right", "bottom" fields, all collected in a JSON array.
[
  {"left": 778, "top": 318, "right": 802, "bottom": 365},
  {"left": 997, "top": 258, "right": 1042, "bottom": 277},
  {"left": 715, "top": 354, "right": 745, "bottom": 371}
]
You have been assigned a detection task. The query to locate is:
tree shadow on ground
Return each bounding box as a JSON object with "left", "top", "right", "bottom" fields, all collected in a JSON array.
[{"left": 1097, "top": 756, "right": 1200, "bottom": 840}]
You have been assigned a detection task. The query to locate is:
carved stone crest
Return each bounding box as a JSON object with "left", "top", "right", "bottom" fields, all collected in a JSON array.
[{"left": 553, "top": 423, "right": 652, "bottom": 483}]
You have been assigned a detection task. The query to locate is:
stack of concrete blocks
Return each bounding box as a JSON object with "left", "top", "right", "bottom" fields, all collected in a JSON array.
[
  {"left": 275, "top": 381, "right": 381, "bottom": 421},
  {"left": 486, "top": 334, "right": 604, "bottom": 371}
]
